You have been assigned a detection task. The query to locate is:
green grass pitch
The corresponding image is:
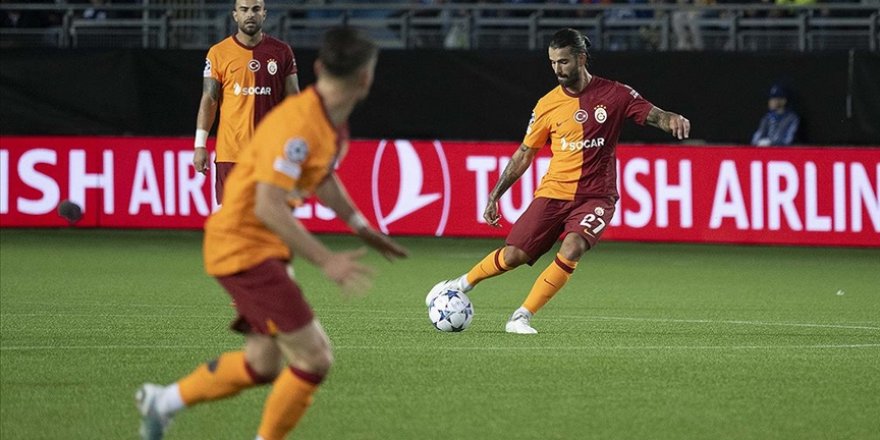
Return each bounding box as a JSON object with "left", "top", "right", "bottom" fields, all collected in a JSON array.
[{"left": 1, "top": 229, "right": 879, "bottom": 439}]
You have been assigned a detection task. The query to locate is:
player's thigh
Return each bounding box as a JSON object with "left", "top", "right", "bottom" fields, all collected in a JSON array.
[
  {"left": 563, "top": 197, "right": 616, "bottom": 250},
  {"left": 506, "top": 197, "right": 569, "bottom": 265}
]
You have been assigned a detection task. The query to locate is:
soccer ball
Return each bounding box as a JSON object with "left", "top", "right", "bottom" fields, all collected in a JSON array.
[{"left": 428, "top": 289, "right": 474, "bottom": 332}]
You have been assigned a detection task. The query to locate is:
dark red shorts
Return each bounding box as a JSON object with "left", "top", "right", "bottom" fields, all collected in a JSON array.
[
  {"left": 506, "top": 196, "right": 616, "bottom": 265},
  {"left": 217, "top": 259, "right": 314, "bottom": 335},
  {"left": 214, "top": 161, "right": 235, "bottom": 205}
]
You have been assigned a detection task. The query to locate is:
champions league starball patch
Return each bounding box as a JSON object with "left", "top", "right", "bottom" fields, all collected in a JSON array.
[{"left": 284, "top": 138, "right": 309, "bottom": 164}]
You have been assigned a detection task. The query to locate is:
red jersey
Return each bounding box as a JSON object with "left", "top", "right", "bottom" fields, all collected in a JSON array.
[{"left": 523, "top": 75, "right": 654, "bottom": 200}]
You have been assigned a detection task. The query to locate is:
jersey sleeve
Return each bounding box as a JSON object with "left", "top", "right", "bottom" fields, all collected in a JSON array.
[
  {"left": 283, "top": 44, "right": 297, "bottom": 76},
  {"left": 254, "top": 133, "right": 309, "bottom": 191},
  {"left": 622, "top": 84, "right": 654, "bottom": 126},
  {"left": 204, "top": 46, "right": 222, "bottom": 83},
  {"left": 522, "top": 104, "right": 551, "bottom": 149}
]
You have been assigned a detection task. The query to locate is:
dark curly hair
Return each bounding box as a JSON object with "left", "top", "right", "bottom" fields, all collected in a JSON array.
[{"left": 549, "top": 28, "right": 593, "bottom": 66}]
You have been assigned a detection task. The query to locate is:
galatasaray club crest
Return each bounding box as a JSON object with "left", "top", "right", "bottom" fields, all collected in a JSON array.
[
  {"left": 267, "top": 59, "right": 278, "bottom": 75},
  {"left": 594, "top": 206, "right": 605, "bottom": 217},
  {"left": 594, "top": 105, "right": 607, "bottom": 124}
]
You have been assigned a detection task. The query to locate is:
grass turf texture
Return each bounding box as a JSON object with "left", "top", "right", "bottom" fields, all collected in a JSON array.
[{"left": 1, "top": 229, "right": 878, "bottom": 439}]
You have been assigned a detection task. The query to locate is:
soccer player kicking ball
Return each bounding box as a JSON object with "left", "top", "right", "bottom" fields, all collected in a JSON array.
[
  {"left": 136, "top": 27, "right": 407, "bottom": 440},
  {"left": 427, "top": 28, "right": 690, "bottom": 334}
]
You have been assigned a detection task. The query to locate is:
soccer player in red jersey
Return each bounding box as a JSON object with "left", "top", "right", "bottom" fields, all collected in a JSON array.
[
  {"left": 428, "top": 28, "right": 691, "bottom": 334},
  {"left": 193, "top": 0, "right": 300, "bottom": 204},
  {"left": 137, "top": 28, "right": 407, "bottom": 440}
]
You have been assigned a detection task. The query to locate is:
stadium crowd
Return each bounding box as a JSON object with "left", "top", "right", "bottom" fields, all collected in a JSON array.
[{"left": 1, "top": 0, "right": 874, "bottom": 29}]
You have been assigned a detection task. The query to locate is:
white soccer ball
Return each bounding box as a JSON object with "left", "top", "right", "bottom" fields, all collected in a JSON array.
[{"left": 428, "top": 289, "right": 474, "bottom": 332}]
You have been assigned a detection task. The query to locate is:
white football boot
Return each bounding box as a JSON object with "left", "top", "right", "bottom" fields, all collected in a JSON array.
[
  {"left": 425, "top": 275, "right": 467, "bottom": 307},
  {"left": 505, "top": 308, "right": 538, "bottom": 334},
  {"left": 136, "top": 383, "right": 173, "bottom": 440}
]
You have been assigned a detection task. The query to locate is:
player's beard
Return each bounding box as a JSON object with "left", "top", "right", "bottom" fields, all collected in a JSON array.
[
  {"left": 557, "top": 69, "right": 580, "bottom": 88},
  {"left": 239, "top": 21, "right": 261, "bottom": 36}
]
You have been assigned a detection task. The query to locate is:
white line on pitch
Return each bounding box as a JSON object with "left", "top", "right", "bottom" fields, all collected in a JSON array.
[{"left": 549, "top": 315, "right": 880, "bottom": 331}]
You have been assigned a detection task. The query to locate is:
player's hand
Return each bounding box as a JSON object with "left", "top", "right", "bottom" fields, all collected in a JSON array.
[
  {"left": 669, "top": 114, "right": 691, "bottom": 140},
  {"left": 193, "top": 147, "right": 209, "bottom": 175},
  {"left": 357, "top": 227, "right": 409, "bottom": 261},
  {"left": 320, "top": 248, "right": 374, "bottom": 297},
  {"left": 483, "top": 200, "right": 501, "bottom": 227}
]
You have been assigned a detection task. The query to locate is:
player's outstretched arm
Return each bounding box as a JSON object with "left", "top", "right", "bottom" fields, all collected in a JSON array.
[
  {"left": 646, "top": 106, "right": 691, "bottom": 140},
  {"left": 484, "top": 144, "right": 538, "bottom": 227},
  {"left": 255, "top": 182, "right": 374, "bottom": 295},
  {"left": 315, "top": 174, "right": 409, "bottom": 261},
  {"left": 285, "top": 73, "right": 301, "bottom": 96},
  {"left": 193, "top": 78, "right": 221, "bottom": 175}
]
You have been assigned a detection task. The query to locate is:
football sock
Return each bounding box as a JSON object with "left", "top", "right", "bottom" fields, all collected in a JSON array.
[
  {"left": 257, "top": 367, "right": 324, "bottom": 440},
  {"left": 177, "top": 351, "right": 271, "bottom": 406},
  {"left": 466, "top": 248, "right": 512, "bottom": 287},
  {"left": 155, "top": 383, "right": 185, "bottom": 416},
  {"left": 522, "top": 253, "right": 578, "bottom": 314},
  {"left": 514, "top": 306, "right": 532, "bottom": 319}
]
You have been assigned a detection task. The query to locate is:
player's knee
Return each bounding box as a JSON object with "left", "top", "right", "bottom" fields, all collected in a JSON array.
[
  {"left": 503, "top": 246, "right": 530, "bottom": 267},
  {"left": 245, "top": 339, "right": 284, "bottom": 380},
  {"left": 298, "top": 346, "right": 334, "bottom": 376},
  {"left": 559, "top": 234, "right": 589, "bottom": 261},
  {"left": 248, "top": 354, "right": 284, "bottom": 381}
]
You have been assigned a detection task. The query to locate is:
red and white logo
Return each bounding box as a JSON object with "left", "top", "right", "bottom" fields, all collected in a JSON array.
[{"left": 370, "top": 140, "right": 451, "bottom": 236}]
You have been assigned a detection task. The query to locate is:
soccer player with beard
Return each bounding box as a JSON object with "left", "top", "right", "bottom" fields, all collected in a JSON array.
[
  {"left": 193, "top": 0, "right": 300, "bottom": 204},
  {"left": 427, "top": 28, "right": 691, "bottom": 334}
]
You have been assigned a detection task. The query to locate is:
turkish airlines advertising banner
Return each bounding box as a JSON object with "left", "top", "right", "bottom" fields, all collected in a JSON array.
[{"left": 1, "top": 136, "right": 878, "bottom": 247}]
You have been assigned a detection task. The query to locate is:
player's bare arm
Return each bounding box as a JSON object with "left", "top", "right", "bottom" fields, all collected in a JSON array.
[
  {"left": 484, "top": 144, "right": 539, "bottom": 227},
  {"left": 285, "top": 73, "right": 300, "bottom": 96},
  {"left": 193, "top": 78, "right": 222, "bottom": 174},
  {"left": 255, "top": 182, "right": 373, "bottom": 294},
  {"left": 646, "top": 106, "right": 691, "bottom": 140},
  {"left": 314, "top": 174, "right": 408, "bottom": 261}
]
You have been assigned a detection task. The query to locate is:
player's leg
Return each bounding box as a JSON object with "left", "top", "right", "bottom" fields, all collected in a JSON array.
[
  {"left": 256, "top": 320, "right": 332, "bottom": 440},
  {"left": 135, "top": 334, "right": 280, "bottom": 440},
  {"left": 136, "top": 263, "right": 289, "bottom": 440},
  {"left": 507, "top": 198, "right": 615, "bottom": 334},
  {"left": 175, "top": 334, "right": 280, "bottom": 405},
  {"left": 427, "top": 198, "right": 560, "bottom": 306},
  {"left": 426, "top": 245, "right": 529, "bottom": 306},
  {"left": 522, "top": 232, "right": 588, "bottom": 314}
]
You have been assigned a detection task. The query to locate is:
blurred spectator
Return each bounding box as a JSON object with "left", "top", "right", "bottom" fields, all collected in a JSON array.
[
  {"left": 1, "top": 0, "right": 51, "bottom": 28},
  {"left": 751, "top": 84, "right": 800, "bottom": 146},
  {"left": 82, "top": 0, "right": 109, "bottom": 20},
  {"left": 672, "top": 0, "right": 706, "bottom": 50}
]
